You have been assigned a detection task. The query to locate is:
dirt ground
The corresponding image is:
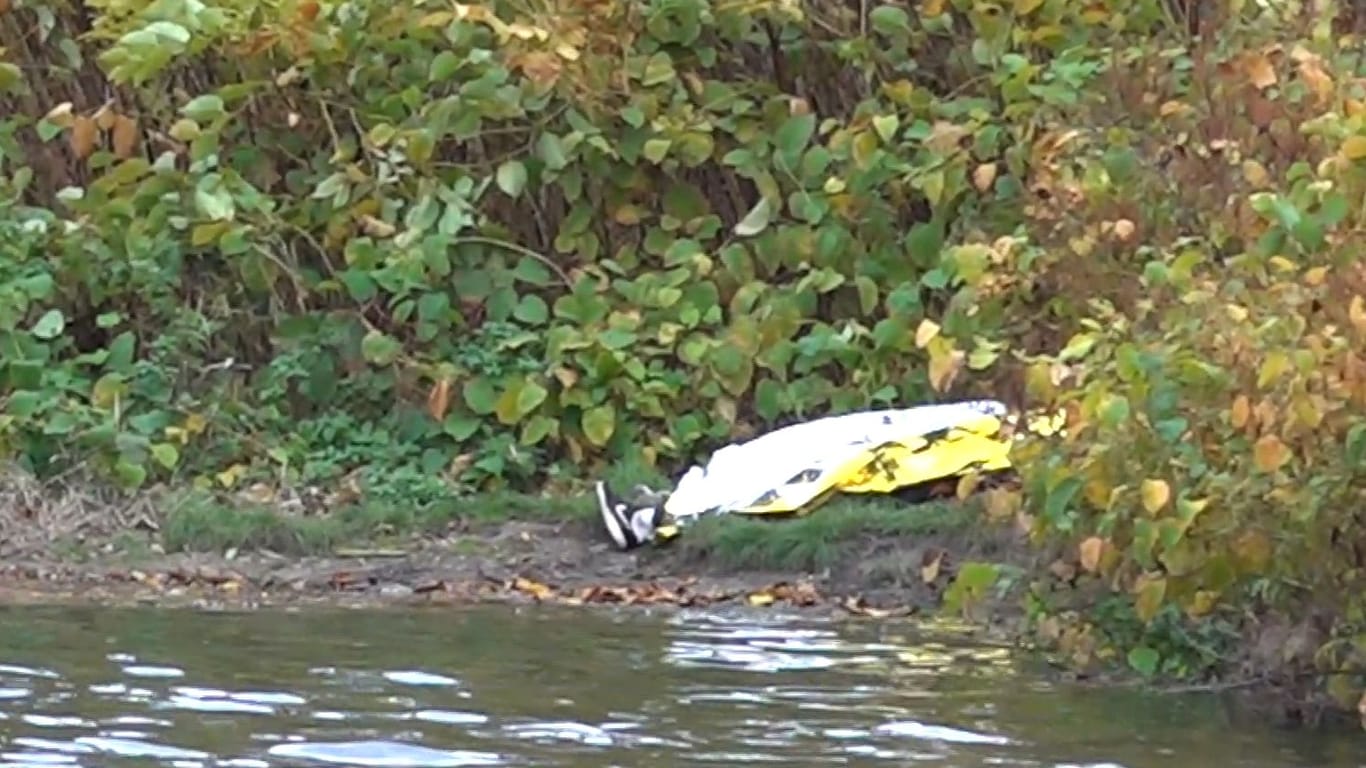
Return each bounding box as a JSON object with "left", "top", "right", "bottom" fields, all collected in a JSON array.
[{"left": 0, "top": 512, "right": 1033, "bottom": 624}]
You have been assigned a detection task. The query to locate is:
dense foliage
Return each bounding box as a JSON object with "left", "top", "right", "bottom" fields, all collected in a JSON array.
[{"left": 3, "top": 0, "right": 1366, "bottom": 718}]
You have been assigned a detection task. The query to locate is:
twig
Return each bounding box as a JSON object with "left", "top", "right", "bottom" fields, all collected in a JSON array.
[{"left": 452, "top": 235, "right": 573, "bottom": 288}]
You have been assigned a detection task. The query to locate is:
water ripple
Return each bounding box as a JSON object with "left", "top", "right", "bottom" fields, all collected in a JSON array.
[{"left": 0, "top": 606, "right": 1356, "bottom": 768}]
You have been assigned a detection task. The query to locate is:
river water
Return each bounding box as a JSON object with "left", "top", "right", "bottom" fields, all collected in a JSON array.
[{"left": 0, "top": 604, "right": 1360, "bottom": 767}]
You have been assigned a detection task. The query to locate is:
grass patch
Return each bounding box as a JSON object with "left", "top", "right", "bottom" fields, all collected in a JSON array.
[
  {"left": 159, "top": 488, "right": 598, "bottom": 555},
  {"left": 153, "top": 457, "right": 668, "bottom": 555},
  {"left": 667, "top": 494, "right": 978, "bottom": 572}
]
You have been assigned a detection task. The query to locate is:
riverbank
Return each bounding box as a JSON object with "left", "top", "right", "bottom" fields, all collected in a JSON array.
[
  {"left": 0, "top": 481, "right": 1035, "bottom": 622},
  {"left": 2, "top": 480, "right": 1360, "bottom": 730}
]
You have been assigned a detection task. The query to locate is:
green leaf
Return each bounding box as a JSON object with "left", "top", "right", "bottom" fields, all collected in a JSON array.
[
  {"left": 31, "top": 309, "right": 65, "bottom": 340},
  {"left": 1043, "top": 475, "right": 1083, "bottom": 531},
  {"left": 1127, "top": 646, "right": 1160, "bottom": 677},
  {"left": 872, "top": 114, "right": 900, "bottom": 143},
  {"left": 854, "top": 276, "right": 879, "bottom": 315},
  {"left": 773, "top": 113, "right": 816, "bottom": 168},
  {"left": 520, "top": 414, "right": 557, "bottom": 445},
  {"left": 734, "top": 197, "right": 773, "bottom": 237},
  {"left": 496, "top": 160, "right": 528, "bottom": 197},
  {"left": 194, "top": 174, "right": 235, "bottom": 221},
  {"left": 953, "top": 561, "right": 1001, "bottom": 592},
  {"left": 537, "top": 133, "right": 568, "bottom": 171},
  {"left": 360, "top": 330, "right": 402, "bottom": 365},
  {"left": 444, "top": 413, "right": 482, "bottom": 440},
  {"left": 151, "top": 442, "right": 180, "bottom": 469},
  {"left": 0, "top": 62, "right": 22, "bottom": 94},
  {"left": 1347, "top": 423, "right": 1366, "bottom": 466},
  {"left": 181, "top": 94, "right": 225, "bottom": 122},
  {"left": 642, "top": 138, "right": 672, "bottom": 164},
  {"left": 7, "top": 390, "right": 42, "bottom": 417},
  {"left": 581, "top": 404, "right": 616, "bottom": 447},
  {"left": 429, "top": 50, "right": 461, "bottom": 82},
  {"left": 513, "top": 294, "right": 549, "bottom": 325},
  {"left": 869, "top": 5, "right": 911, "bottom": 35},
  {"left": 463, "top": 376, "right": 500, "bottom": 415},
  {"left": 114, "top": 460, "right": 147, "bottom": 489},
  {"left": 495, "top": 378, "right": 549, "bottom": 425}
]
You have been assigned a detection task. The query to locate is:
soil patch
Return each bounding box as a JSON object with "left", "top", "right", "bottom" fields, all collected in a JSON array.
[{"left": 0, "top": 499, "right": 1035, "bottom": 624}]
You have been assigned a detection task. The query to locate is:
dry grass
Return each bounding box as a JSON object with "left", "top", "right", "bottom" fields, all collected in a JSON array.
[{"left": 0, "top": 464, "right": 161, "bottom": 556}]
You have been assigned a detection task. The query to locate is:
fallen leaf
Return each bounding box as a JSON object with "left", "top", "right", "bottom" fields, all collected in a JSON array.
[
  {"left": 1078, "top": 536, "right": 1105, "bottom": 573},
  {"left": 1230, "top": 394, "right": 1251, "bottom": 429},
  {"left": 1111, "top": 218, "right": 1136, "bottom": 242},
  {"left": 511, "top": 577, "right": 555, "bottom": 601},
  {"left": 1242, "top": 52, "right": 1277, "bottom": 90},
  {"left": 1350, "top": 295, "right": 1366, "bottom": 337},
  {"left": 747, "top": 591, "right": 775, "bottom": 607},
  {"left": 427, "top": 378, "right": 452, "bottom": 421},
  {"left": 69, "top": 115, "right": 98, "bottom": 160},
  {"left": 111, "top": 114, "right": 139, "bottom": 158},
  {"left": 1253, "top": 434, "right": 1291, "bottom": 472},
  {"left": 920, "top": 550, "right": 944, "bottom": 584},
  {"left": 1241, "top": 159, "right": 1270, "bottom": 187},
  {"left": 1140, "top": 478, "right": 1171, "bottom": 514}
]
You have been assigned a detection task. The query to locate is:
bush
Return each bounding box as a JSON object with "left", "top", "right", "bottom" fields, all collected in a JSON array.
[{"left": 5, "top": 0, "right": 1366, "bottom": 719}]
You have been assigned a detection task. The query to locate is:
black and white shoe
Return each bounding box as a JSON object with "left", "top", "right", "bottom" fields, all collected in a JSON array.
[
  {"left": 596, "top": 481, "right": 640, "bottom": 550},
  {"left": 595, "top": 481, "right": 669, "bottom": 551}
]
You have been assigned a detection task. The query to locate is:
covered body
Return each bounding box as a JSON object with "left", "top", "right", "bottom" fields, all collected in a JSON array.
[{"left": 661, "top": 399, "right": 1014, "bottom": 525}]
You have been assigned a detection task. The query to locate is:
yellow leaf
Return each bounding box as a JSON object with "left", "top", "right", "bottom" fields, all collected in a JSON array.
[
  {"left": 1014, "top": 0, "right": 1043, "bottom": 13},
  {"left": 920, "top": 551, "right": 944, "bottom": 584},
  {"left": 1350, "top": 295, "right": 1366, "bottom": 337},
  {"left": 1078, "top": 536, "right": 1105, "bottom": 573},
  {"left": 1304, "top": 266, "right": 1329, "bottom": 286},
  {"left": 1253, "top": 434, "right": 1290, "bottom": 472},
  {"left": 914, "top": 318, "right": 941, "bottom": 349},
  {"left": 1158, "top": 100, "right": 1191, "bottom": 118},
  {"left": 972, "top": 162, "right": 998, "bottom": 192},
  {"left": 1185, "top": 590, "right": 1218, "bottom": 618},
  {"left": 1242, "top": 52, "right": 1277, "bottom": 90},
  {"left": 1230, "top": 394, "right": 1251, "bottom": 429},
  {"left": 1133, "top": 576, "right": 1167, "bottom": 623},
  {"left": 747, "top": 591, "right": 775, "bottom": 607},
  {"left": 512, "top": 577, "right": 555, "bottom": 600},
  {"left": 1241, "top": 159, "right": 1270, "bottom": 187},
  {"left": 1140, "top": 478, "right": 1171, "bottom": 514},
  {"left": 1343, "top": 136, "right": 1366, "bottom": 161},
  {"left": 927, "top": 338, "right": 964, "bottom": 393},
  {"left": 1257, "top": 351, "right": 1292, "bottom": 389},
  {"left": 1291, "top": 394, "right": 1323, "bottom": 430}
]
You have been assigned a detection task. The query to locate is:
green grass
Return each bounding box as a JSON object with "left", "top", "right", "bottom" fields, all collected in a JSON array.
[
  {"left": 156, "top": 457, "right": 667, "bottom": 556},
  {"left": 158, "top": 488, "right": 598, "bottom": 555},
  {"left": 666, "top": 494, "right": 979, "bottom": 572}
]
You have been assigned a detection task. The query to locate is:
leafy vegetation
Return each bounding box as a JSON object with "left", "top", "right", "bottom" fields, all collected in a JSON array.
[{"left": 3, "top": 0, "right": 1366, "bottom": 721}]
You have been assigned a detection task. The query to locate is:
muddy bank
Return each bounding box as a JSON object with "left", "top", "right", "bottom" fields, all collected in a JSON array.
[{"left": 0, "top": 509, "right": 1033, "bottom": 624}]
